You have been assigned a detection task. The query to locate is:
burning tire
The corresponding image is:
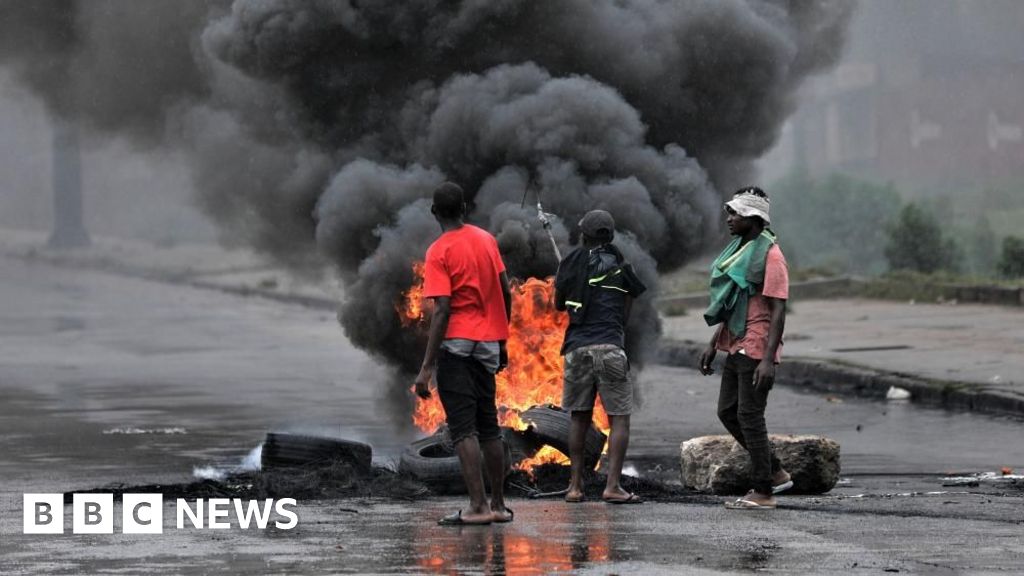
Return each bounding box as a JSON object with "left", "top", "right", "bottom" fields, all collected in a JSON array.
[
  {"left": 521, "top": 405, "right": 606, "bottom": 469},
  {"left": 261, "top": 433, "right": 372, "bottom": 475},
  {"left": 398, "top": 430, "right": 512, "bottom": 493},
  {"left": 502, "top": 426, "right": 539, "bottom": 465}
]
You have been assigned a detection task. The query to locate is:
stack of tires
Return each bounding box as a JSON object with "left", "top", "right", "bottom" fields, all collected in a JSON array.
[{"left": 398, "top": 405, "right": 606, "bottom": 492}]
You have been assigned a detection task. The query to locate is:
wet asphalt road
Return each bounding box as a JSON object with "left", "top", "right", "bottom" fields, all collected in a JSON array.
[{"left": 1, "top": 255, "right": 1022, "bottom": 574}]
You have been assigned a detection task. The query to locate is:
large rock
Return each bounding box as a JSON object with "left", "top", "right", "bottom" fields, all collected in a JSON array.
[{"left": 680, "top": 434, "right": 840, "bottom": 495}]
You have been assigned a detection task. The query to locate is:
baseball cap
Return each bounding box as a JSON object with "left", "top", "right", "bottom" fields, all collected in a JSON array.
[{"left": 579, "top": 209, "right": 615, "bottom": 239}]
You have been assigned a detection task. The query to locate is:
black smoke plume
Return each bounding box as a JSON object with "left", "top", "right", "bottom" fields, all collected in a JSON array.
[{"left": 0, "top": 0, "right": 853, "bottom": 416}]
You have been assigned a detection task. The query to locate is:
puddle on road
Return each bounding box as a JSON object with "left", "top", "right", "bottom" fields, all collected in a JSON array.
[
  {"left": 348, "top": 503, "right": 787, "bottom": 575},
  {"left": 102, "top": 426, "right": 188, "bottom": 435},
  {"left": 784, "top": 390, "right": 1024, "bottom": 474},
  {"left": 409, "top": 516, "right": 617, "bottom": 575}
]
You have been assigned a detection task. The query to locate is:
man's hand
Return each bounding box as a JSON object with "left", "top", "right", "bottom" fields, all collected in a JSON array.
[
  {"left": 699, "top": 347, "right": 717, "bottom": 375},
  {"left": 497, "top": 341, "right": 508, "bottom": 374},
  {"left": 414, "top": 366, "right": 433, "bottom": 399},
  {"left": 754, "top": 359, "right": 775, "bottom": 390}
]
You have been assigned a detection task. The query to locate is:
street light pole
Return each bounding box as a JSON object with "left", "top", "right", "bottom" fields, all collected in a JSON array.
[{"left": 48, "top": 119, "right": 90, "bottom": 248}]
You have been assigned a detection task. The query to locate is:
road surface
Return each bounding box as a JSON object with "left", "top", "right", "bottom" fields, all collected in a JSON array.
[{"left": 1, "top": 255, "right": 1022, "bottom": 574}]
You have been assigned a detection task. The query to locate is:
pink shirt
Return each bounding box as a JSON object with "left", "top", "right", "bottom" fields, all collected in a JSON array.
[{"left": 715, "top": 244, "right": 788, "bottom": 363}]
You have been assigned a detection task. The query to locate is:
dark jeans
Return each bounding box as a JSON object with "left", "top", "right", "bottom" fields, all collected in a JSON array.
[
  {"left": 717, "top": 353, "right": 782, "bottom": 495},
  {"left": 436, "top": 349, "right": 501, "bottom": 444}
]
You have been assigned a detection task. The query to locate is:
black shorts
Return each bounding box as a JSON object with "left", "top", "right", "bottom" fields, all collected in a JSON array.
[{"left": 436, "top": 349, "right": 501, "bottom": 444}]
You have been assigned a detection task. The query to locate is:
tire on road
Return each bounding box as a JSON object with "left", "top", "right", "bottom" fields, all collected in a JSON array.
[
  {"left": 261, "top": 433, "right": 372, "bottom": 475},
  {"left": 520, "top": 404, "right": 607, "bottom": 469},
  {"left": 503, "top": 426, "right": 539, "bottom": 466},
  {"left": 399, "top": 431, "right": 512, "bottom": 494}
]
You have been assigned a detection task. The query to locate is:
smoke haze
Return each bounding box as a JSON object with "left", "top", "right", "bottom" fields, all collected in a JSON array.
[{"left": 0, "top": 0, "right": 854, "bottom": 414}]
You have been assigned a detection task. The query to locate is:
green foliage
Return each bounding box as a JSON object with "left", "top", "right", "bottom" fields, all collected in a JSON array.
[
  {"left": 770, "top": 173, "right": 901, "bottom": 275},
  {"left": 998, "top": 236, "right": 1024, "bottom": 278},
  {"left": 884, "top": 202, "right": 961, "bottom": 274},
  {"left": 859, "top": 268, "right": 1021, "bottom": 303}
]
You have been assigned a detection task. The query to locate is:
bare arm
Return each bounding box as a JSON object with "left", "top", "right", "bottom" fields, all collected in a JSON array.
[
  {"left": 699, "top": 324, "right": 723, "bottom": 375},
  {"left": 414, "top": 296, "right": 451, "bottom": 399},
  {"left": 754, "top": 297, "right": 786, "bottom": 389},
  {"left": 554, "top": 287, "right": 566, "bottom": 311},
  {"left": 499, "top": 271, "right": 512, "bottom": 322},
  {"left": 499, "top": 271, "right": 512, "bottom": 372},
  {"left": 762, "top": 297, "right": 786, "bottom": 362},
  {"left": 708, "top": 324, "right": 723, "bottom": 349}
]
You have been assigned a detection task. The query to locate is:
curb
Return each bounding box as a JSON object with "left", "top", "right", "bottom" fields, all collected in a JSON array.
[
  {"left": 185, "top": 279, "right": 337, "bottom": 311},
  {"left": 658, "top": 339, "right": 1024, "bottom": 419},
  {"left": 8, "top": 249, "right": 339, "bottom": 312}
]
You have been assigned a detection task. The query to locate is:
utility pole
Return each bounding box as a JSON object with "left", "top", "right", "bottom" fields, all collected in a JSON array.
[{"left": 48, "top": 119, "right": 90, "bottom": 248}]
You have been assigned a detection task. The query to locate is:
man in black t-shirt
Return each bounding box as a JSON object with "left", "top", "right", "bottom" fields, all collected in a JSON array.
[{"left": 554, "top": 210, "right": 646, "bottom": 504}]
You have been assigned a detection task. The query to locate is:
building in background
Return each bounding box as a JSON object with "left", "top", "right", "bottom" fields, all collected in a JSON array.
[{"left": 774, "top": 0, "right": 1024, "bottom": 194}]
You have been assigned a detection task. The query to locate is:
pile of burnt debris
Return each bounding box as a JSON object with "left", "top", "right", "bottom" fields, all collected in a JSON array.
[
  {"left": 69, "top": 405, "right": 713, "bottom": 504},
  {"left": 69, "top": 463, "right": 709, "bottom": 505},
  {"left": 69, "top": 463, "right": 710, "bottom": 504}
]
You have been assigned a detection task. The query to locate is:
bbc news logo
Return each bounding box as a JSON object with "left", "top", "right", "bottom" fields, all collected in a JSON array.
[{"left": 24, "top": 494, "right": 298, "bottom": 534}]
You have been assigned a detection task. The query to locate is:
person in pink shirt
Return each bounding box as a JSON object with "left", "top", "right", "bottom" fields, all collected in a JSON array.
[{"left": 700, "top": 187, "right": 792, "bottom": 509}]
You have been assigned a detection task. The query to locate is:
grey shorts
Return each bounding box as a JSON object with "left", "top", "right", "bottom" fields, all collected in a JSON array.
[{"left": 562, "top": 344, "right": 632, "bottom": 415}]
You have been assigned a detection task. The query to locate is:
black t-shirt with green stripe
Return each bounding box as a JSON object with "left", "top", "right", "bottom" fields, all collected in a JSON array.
[{"left": 558, "top": 245, "right": 646, "bottom": 355}]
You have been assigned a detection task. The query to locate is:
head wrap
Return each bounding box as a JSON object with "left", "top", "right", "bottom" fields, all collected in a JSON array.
[{"left": 724, "top": 190, "right": 770, "bottom": 225}]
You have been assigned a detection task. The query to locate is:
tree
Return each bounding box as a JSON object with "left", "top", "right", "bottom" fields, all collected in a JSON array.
[
  {"left": 998, "top": 236, "right": 1024, "bottom": 278},
  {"left": 884, "top": 203, "right": 960, "bottom": 274}
]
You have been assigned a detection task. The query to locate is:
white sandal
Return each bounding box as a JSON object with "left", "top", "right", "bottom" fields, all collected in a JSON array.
[{"left": 724, "top": 498, "right": 776, "bottom": 510}]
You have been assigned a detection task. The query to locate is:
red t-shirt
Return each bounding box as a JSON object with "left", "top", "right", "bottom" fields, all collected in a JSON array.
[
  {"left": 422, "top": 224, "right": 509, "bottom": 341},
  {"left": 715, "top": 244, "right": 789, "bottom": 363}
]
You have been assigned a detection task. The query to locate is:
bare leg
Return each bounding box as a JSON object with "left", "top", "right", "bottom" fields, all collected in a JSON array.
[
  {"left": 454, "top": 436, "right": 493, "bottom": 522},
  {"left": 566, "top": 410, "right": 592, "bottom": 501},
  {"left": 602, "top": 414, "right": 632, "bottom": 500},
  {"left": 480, "top": 437, "right": 510, "bottom": 520}
]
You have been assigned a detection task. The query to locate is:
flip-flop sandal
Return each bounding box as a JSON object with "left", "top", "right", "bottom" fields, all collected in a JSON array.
[
  {"left": 564, "top": 494, "right": 586, "bottom": 503},
  {"left": 724, "top": 498, "right": 776, "bottom": 510},
  {"left": 772, "top": 480, "right": 794, "bottom": 494},
  {"left": 437, "top": 510, "right": 493, "bottom": 526},
  {"left": 492, "top": 507, "right": 514, "bottom": 523},
  {"left": 603, "top": 493, "right": 643, "bottom": 505}
]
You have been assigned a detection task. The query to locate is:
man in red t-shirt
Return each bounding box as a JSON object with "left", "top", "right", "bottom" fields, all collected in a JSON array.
[
  {"left": 700, "top": 186, "right": 792, "bottom": 510},
  {"left": 414, "top": 182, "right": 513, "bottom": 525}
]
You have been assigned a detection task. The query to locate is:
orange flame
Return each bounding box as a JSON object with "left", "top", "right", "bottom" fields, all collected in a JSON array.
[
  {"left": 512, "top": 445, "right": 570, "bottom": 476},
  {"left": 396, "top": 262, "right": 426, "bottom": 326},
  {"left": 402, "top": 262, "right": 610, "bottom": 468}
]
